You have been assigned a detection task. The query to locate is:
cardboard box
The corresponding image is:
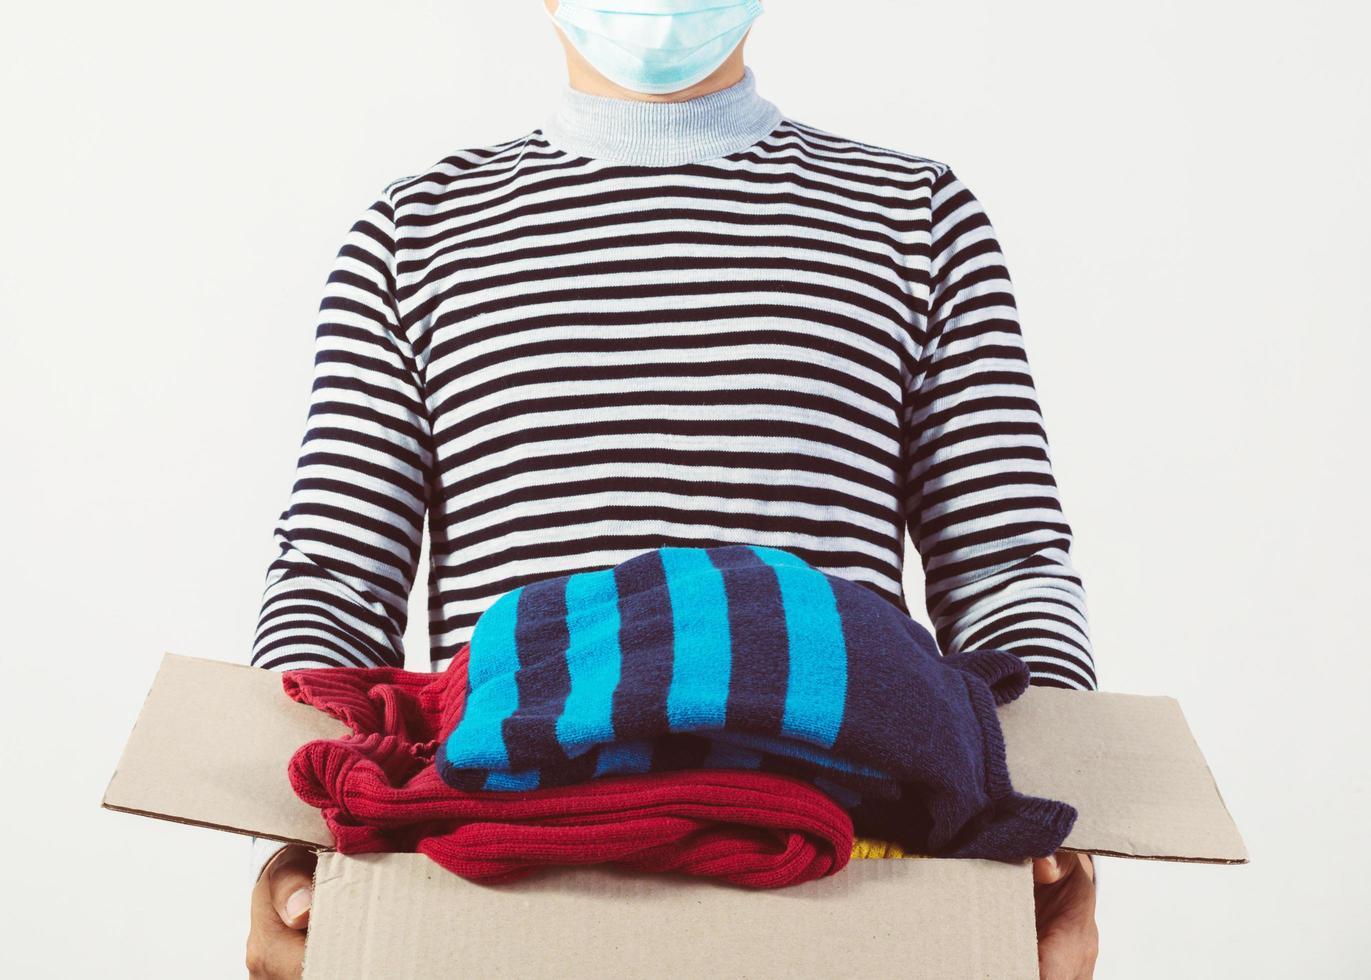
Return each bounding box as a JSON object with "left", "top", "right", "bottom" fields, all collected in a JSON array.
[{"left": 103, "top": 653, "right": 1247, "bottom": 978}]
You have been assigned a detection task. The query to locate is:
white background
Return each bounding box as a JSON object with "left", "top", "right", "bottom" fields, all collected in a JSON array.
[{"left": 3, "top": 1, "right": 1368, "bottom": 976}]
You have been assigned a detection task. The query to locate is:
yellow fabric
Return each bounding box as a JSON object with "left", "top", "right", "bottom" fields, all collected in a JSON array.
[{"left": 850, "top": 837, "right": 924, "bottom": 859}]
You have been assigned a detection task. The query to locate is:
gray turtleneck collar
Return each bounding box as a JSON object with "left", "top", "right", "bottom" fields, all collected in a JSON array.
[{"left": 538, "top": 66, "right": 784, "bottom": 167}]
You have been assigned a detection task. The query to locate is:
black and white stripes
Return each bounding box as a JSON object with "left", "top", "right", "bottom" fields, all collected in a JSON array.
[{"left": 250, "top": 92, "right": 1097, "bottom": 691}]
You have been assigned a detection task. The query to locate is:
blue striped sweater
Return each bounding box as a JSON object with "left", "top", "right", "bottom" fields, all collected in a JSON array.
[{"left": 438, "top": 543, "right": 1076, "bottom": 859}]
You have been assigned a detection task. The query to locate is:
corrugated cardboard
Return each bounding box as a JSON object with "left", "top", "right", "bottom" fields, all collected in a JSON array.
[
  {"left": 102, "top": 653, "right": 1248, "bottom": 978},
  {"left": 102, "top": 652, "right": 347, "bottom": 847},
  {"left": 999, "top": 688, "right": 1247, "bottom": 861},
  {"left": 304, "top": 853, "right": 1040, "bottom": 980}
]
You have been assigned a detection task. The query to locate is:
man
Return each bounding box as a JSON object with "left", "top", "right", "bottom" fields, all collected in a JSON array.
[{"left": 247, "top": 2, "right": 1099, "bottom": 977}]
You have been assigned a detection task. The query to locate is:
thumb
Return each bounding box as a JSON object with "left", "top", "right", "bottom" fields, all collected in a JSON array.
[
  {"left": 1033, "top": 850, "right": 1070, "bottom": 885},
  {"left": 267, "top": 848, "right": 318, "bottom": 930}
]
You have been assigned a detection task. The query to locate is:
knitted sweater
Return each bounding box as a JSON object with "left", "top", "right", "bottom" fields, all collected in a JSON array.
[
  {"left": 280, "top": 653, "right": 854, "bottom": 888},
  {"left": 439, "top": 544, "right": 1077, "bottom": 861},
  {"left": 248, "top": 64, "right": 1097, "bottom": 877}
]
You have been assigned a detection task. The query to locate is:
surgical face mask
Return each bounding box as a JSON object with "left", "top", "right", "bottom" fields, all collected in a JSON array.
[{"left": 548, "top": 1, "right": 764, "bottom": 95}]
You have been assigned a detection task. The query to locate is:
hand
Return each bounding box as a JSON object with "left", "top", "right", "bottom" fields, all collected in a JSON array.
[
  {"left": 1033, "top": 850, "right": 1098, "bottom": 979},
  {"left": 246, "top": 845, "right": 318, "bottom": 980}
]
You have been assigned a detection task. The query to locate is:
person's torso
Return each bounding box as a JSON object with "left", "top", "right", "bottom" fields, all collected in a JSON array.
[{"left": 389, "top": 118, "right": 944, "bottom": 669}]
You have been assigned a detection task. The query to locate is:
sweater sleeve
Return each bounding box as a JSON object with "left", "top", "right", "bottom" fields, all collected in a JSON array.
[
  {"left": 246, "top": 183, "right": 432, "bottom": 879},
  {"left": 249, "top": 182, "right": 432, "bottom": 672},
  {"left": 901, "top": 166, "right": 1097, "bottom": 691}
]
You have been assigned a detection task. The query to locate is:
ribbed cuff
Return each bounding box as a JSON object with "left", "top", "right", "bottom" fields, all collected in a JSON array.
[{"left": 956, "top": 665, "right": 1079, "bottom": 859}]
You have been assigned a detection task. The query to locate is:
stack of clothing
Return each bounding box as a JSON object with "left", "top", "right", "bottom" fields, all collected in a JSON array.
[
  {"left": 284, "top": 646, "right": 853, "bottom": 889},
  {"left": 283, "top": 544, "right": 1076, "bottom": 889}
]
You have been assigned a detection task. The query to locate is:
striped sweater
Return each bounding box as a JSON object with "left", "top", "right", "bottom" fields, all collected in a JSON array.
[
  {"left": 249, "top": 66, "right": 1097, "bottom": 693},
  {"left": 435, "top": 542, "right": 1078, "bottom": 862}
]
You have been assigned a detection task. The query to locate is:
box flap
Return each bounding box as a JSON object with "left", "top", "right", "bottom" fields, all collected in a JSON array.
[
  {"left": 103, "top": 654, "right": 1246, "bottom": 862},
  {"left": 1001, "top": 689, "right": 1247, "bottom": 862},
  {"left": 302, "top": 852, "right": 1038, "bottom": 980},
  {"left": 102, "top": 652, "right": 348, "bottom": 846}
]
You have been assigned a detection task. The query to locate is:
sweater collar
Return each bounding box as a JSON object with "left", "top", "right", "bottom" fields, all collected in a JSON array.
[{"left": 538, "top": 66, "right": 783, "bottom": 167}]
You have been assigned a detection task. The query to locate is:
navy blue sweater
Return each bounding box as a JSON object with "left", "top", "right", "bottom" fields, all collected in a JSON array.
[{"left": 439, "top": 543, "right": 1076, "bottom": 860}]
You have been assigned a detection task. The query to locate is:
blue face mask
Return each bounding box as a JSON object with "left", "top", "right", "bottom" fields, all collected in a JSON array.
[{"left": 548, "top": 0, "right": 764, "bottom": 95}]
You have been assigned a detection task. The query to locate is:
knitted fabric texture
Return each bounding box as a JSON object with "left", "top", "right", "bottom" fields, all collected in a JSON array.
[
  {"left": 282, "top": 648, "right": 853, "bottom": 888},
  {"left": 850, "top": 837, "right": 920, "bottom": 859},
  {"left": 440, "top": 543, "right": 1077, "bottom": 860}
]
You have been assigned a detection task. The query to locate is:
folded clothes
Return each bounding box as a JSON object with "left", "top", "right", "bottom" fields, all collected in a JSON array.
[
  {"left": 282, "top": 648, "right": 854, "bottom": 889},
  {"left": 439, "top": 543, "right": 1077, "bottom": 861},
  {"left": 850, "top": 837, "right": 919, "bottom": 859}
]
